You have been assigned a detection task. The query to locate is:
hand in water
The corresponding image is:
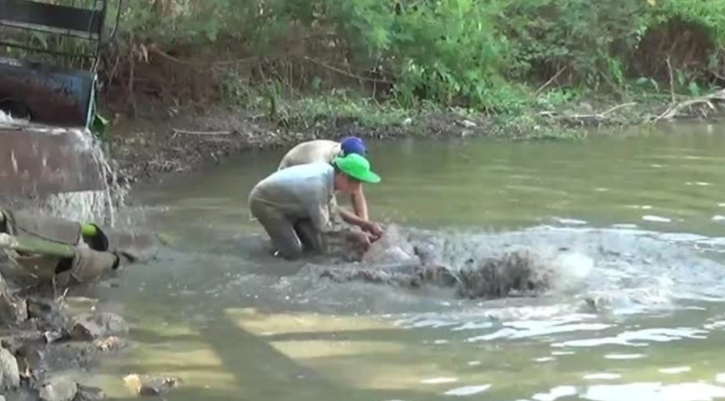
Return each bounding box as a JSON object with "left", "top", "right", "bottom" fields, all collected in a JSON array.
[
  {"left": 350, "top": 230, "right": 373, "bottom": 250},
  {"left": 365, "top": 221, "right": 385, "bottom": 238}
]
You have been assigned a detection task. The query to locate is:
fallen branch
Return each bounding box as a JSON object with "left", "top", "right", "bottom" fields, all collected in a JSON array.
[
  {"left": 172, "top": 129, "right": 232, "bottom": 136},
  {"left": 653, "top": 88, "right": 725, "bottom": 122},
  {"left": 149, "top": 45, "right": 262, "bottom": 67},
  {"left": 534, "top": 67, "right": 566, "bottom": 97},
  {"left": 599, "top": 102, "right": 638, "bottom": 117},
  {"left": 302, "top": 56, "right": 394, "bottom": 84},
  {"left": 538, "top": 102, "right": 637, "bottom": 122}
]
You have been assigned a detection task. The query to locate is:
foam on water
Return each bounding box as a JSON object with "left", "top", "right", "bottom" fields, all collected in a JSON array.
[{"left": 272, "top": 224, "right": 725, "bottom": 322}]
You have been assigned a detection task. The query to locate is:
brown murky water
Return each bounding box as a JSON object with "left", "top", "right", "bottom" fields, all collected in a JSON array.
[{"left": 93, "top": 122, "right": 725, "bottom": 401}]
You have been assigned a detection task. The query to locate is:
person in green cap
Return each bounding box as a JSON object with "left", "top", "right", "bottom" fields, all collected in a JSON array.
[
  {"left": 248, "top": 153, "right": 382, "bottom": 260},
  {"left": 277, "top": 136, "right": 384, "bottom": 238}
]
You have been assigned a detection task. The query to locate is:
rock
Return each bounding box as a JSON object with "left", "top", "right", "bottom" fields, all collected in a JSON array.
[
  {"left": 44, "top": 331, "right": 66, "bottom": 344},
  {"left": 0, "top": 345, "right": 20, "bottom": 391},
  {"left": 73, "top": 384, "right": 105, "bottom": 401},
  {"left": 38, "top": 376, "right": 78, "bottom": 401},
  {"left": 31, "top": 342, "right": 100, "bottom": 373},
  {"left": 13, "top": 341, "right": 45, "bottom": 376},
  {"left": 69, "top": 313, "right": 128, "bottom": 341},
  {"left": 1, "top": 330, "right": 45, "bottom": 355},
  {"left": 0, "top": 273, "right": 28, "bottom": 325},
  {"left": 123, "top": 374, "right": 180, "bottom": 397},
  {"left": 27, "top": 297, "right": 71, "bottom": 335},
  {"left": 93, "top": 336, "right": 126, "bottom": 352}
]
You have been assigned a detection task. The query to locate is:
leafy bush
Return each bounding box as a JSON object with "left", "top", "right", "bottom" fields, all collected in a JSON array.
[{"left": 107, "top": 0, "right": 725, "bottom": 111}]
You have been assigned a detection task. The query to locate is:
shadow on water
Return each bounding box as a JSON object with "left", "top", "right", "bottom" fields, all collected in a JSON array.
[{"left": 109, "top": 309, "right": 444, "bottom": 401}]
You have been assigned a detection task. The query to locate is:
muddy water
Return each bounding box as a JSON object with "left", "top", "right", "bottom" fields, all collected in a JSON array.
[{"left": 99, "top": 122, "right": 725, "bottom": 400}]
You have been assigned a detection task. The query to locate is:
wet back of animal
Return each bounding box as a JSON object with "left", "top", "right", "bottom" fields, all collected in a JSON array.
[{"left": 361, "top": 224, "right": 419, "bottom": 265}]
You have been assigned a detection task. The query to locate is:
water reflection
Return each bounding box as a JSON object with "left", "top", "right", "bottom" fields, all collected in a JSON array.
[
  {"left": 583, "top": 382, "right": 725, "bottom": 401},
  {"left": 551, "top": 327, "right": 709, "bottom": 348},
  {"left": 442, "top": 384, "right": 491, "bottom": 396}
]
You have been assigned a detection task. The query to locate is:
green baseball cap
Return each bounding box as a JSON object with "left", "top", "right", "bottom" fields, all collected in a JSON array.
[{"left": 333, "top": 153, "right": 381, "bottom": 183}]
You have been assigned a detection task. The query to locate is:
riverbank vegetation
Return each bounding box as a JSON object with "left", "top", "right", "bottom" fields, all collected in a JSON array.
[
  {"left": 7, "top": 0, "right": 725, "bottom": 140},
  {"left": 94, "top": 0, "right": 725, "bottom": 138}
]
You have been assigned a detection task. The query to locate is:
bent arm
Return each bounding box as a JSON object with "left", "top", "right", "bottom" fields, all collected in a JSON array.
[
  {"left": 350, "top": 187, "right": 369, "bottom": 221},
  {"left": 309, "top": 200, "right": 333, "bottom": 233},
  {"left": 309, "top": 202, "right": 362, "bottom": 246},
  {"left": 308, "top": 195, "right": 352, "bottom": 234},
  {"left": 338, "top": 208, "right": 370, "bottom": 230}
]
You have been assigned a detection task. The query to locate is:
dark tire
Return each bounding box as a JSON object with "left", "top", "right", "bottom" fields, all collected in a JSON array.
[{"left": 0, "top": 98, "right": 32, "bottom": 120}]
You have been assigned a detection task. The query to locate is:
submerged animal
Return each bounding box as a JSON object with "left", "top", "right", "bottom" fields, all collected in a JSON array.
[{"left": 314, "top": 224, "right": 585, "bottom": 300}]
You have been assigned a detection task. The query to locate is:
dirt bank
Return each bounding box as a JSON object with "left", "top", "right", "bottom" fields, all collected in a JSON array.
[
  {"left": 104, "top": 90, "right": 725, "bottom": 187},
  {"left": 106, "top": 105, "right": 488, "bottom": 186}
]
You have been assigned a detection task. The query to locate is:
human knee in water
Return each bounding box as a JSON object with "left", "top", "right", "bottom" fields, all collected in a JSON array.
[
  {"left": 276, "top": 136, "right": 384, "bottom": 238},
  {"left": 248, "top": 153, "right": 382, "bottom": 260}
]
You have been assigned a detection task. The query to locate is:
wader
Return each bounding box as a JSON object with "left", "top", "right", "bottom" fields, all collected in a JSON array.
[
  {"left": 0, "top": 208, "right": 126, "bottom": 287},
  {"left": 249, "top": 199, "right": 325, "bottom": 260}
]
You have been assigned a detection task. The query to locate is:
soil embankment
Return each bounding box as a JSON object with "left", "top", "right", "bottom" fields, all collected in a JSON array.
[{"left": 104, "top": 92, "right": 725, "bottom": 187}]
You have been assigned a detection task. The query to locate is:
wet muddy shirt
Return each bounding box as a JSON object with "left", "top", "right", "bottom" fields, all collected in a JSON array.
[
  {"left": 277, "top": 140, "right": 342, "bottom": 170},
  {"left": 249, "top": 162, "right": 341, "bottom": 232}
]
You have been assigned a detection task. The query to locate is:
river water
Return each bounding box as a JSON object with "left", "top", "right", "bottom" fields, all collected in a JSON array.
[{"left": 93, "top": 122, "right": 725, "bottom": 400}]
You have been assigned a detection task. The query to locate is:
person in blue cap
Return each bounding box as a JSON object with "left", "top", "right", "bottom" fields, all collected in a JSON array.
[
  {"left": 249, "top": 153, "right": 382, "bottom": 259},
  {"left": 277, "top": 136, "right": 384, "bottom": 238}
]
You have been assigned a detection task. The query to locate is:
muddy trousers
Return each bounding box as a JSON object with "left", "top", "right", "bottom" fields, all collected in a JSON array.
[{"left": 249, "top": 201, "right": 323, "bottom": 260}]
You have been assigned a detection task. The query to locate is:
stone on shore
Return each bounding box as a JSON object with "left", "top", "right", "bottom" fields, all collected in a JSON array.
[
  {"left": 0, "top": 345, "right": 20, "bottom": 391},
  {"left": 69, "top": 312, "right": 128, "bottom": 341},
  {"left": 38, "top": 375, "right": 78, "bottom": 401}
]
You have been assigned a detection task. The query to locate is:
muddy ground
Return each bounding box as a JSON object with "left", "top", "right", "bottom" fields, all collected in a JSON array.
[
  {"left": 104, "top": 94, "right": 716, "bottom": 187},
  {"left": 104, "top": 91, "right": 725, "bottom": 191},
  {"left": 106, "top": 105, "right": 494, "bottom": 187}
]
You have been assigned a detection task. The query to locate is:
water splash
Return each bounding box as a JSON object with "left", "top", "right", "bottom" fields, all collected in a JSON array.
[
  {"left": 0, "top": 110, "right": 128, "bottom": 224},
  {"left": 272, "top": 225, "right": 725, "bottom": 321}
]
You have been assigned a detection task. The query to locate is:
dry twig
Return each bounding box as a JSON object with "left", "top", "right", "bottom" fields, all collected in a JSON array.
[
  {"left": 666, "top": 57, "right": 676, "bottom": 104},
  {"left": 539, "top": 102, "right": 637, "bottom": 122},
  {"left": 172, "top": 129, "right": 232, "bottom": 136},
  {"left": 534, "top": 67, "right": 566, "bottom": 97},
  {"left": 653, "top": 88, "right": 725, "bottom": 122}
]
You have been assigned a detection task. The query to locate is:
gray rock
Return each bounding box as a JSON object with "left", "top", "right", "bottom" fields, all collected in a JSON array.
[
  {"left": 0, "top": 345, "right": 20, "bottom": 391},
  {"left": 0, "top": 273, "right": 27, "bottom": 325},
  {"left": 38, "top": 376, "right": 78, "bottom": 401},
  {"left": 27, "top": 297, "right": 71, "bottom": 336},
  {"left": 73, "top": 384, "right": 105, "bottom": 401},
  {"left": 69, "top": 312, "right": 128, "bottom": 341},
  {"left": 123, "top": 374, "right": 180, "bottom": 397}
]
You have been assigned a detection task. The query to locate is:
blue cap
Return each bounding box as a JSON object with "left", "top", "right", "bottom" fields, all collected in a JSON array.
[{"left": 340, "top": 136, "right": 367, "bottom": 156}]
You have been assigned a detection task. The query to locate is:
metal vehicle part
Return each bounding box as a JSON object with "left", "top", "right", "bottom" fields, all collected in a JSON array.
[{"left": 0, "top": 0, "right": 122, "bottom": 197}]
